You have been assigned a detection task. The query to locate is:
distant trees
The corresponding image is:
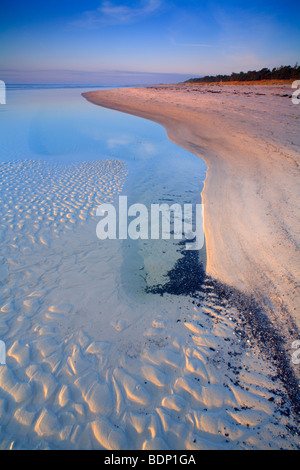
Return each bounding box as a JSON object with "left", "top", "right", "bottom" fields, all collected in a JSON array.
[{"left": 185, "top": 64, "right": 300, "bottom": 83}]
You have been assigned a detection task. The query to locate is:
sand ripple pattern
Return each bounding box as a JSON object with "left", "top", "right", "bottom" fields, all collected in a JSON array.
[
  {"left": 0, "top": 159, "right": 298, "bottom": 450},
  {"left": 0, "top": 159, "right": 126, "bottom": 233}
]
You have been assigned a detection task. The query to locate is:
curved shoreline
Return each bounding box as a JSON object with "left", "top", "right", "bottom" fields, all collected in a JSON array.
[{"left": 82, "top": 84, "right": 300, "bottom": 379}]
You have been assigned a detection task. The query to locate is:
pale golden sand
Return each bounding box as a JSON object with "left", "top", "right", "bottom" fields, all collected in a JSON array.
[
  {"left": 0, "top": 87, "right": 299, "bottom": 449},
  {"left": 83, "top": 84, "right": 300, "bottom": 376},
  {"left": 2, "top": 155, "right": 297, "bottom": 448}
]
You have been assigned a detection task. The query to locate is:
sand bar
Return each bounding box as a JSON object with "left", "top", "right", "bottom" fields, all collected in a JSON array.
[
  {"left": 83, "top": 84, "right": 300, "bottom": 369},
  {"left": 0, "top": 87, "right": 299, "bottom": 449}
]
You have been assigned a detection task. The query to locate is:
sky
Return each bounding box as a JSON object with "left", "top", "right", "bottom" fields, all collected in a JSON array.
[{"left": 0, "top": 0, "right": 299, "bottom": 85}]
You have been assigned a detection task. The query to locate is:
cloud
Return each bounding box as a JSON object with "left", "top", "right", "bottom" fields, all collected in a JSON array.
[{"left": 71, "top": 0, "right": 162, "bottom": 29}]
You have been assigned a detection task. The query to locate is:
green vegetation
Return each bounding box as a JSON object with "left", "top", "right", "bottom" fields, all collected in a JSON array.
[{"left": 185, "top": 64, "right": 300, "bottom": 83}]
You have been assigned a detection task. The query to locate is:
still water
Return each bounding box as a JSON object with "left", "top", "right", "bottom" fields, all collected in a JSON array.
[{"left": 0, "top": 85, "right": 207, "bottom": 295}]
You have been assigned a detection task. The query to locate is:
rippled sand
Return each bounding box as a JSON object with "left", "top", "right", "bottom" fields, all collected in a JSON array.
[
  {"left": 0, "top": 153, "right": 299, "bottom": 449},
  {"left": 84, "top": 85, "right": 300, "bottom": 382}
]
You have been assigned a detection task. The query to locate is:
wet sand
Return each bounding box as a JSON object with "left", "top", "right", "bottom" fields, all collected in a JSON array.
[
  {"left": 0, "top": 86, "right": 299, "bottom": 449},
  {"left": 83, "top": 84, "right": 300, "bottom": 378},
  {"left": 2, "top": 158, "right": 298, "bottom": 449}
]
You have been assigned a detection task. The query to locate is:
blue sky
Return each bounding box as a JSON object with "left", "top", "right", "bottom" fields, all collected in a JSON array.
[{"left": 0, "top": 0, "right": 299, "bottom": 84}]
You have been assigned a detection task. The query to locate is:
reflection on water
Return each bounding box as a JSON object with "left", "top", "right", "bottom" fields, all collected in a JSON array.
[
  {"left": 1, "top": 89, "right": 299, "bottom": 451},
  {"left": 0, "top": 86, "right": 207, "bottom": 295}
]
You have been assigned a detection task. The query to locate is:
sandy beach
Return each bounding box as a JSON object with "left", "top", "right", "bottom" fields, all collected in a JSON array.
[
  {"left": 2, "top": 0, "right": 300, "bottom": 453},
  {"left": 0, "top": 85, "right": 299, "bottom": 450},
  {"left": 83, "top": 84, "right": 300, "bottom": 375}
]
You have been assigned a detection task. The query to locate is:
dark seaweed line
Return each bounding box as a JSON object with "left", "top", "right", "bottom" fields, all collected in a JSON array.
[{"left": 146, "top": 247, "right": 300, "bottom": 424}]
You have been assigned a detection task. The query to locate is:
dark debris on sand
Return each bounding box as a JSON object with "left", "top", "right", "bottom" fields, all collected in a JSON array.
[{"left": 146, "top": 245, "right": 300, "bottom": 427}]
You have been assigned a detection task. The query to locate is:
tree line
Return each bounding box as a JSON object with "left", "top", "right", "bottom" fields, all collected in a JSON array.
[{"left": 185, "top": 64, "right": 300, "bottom": 83}]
